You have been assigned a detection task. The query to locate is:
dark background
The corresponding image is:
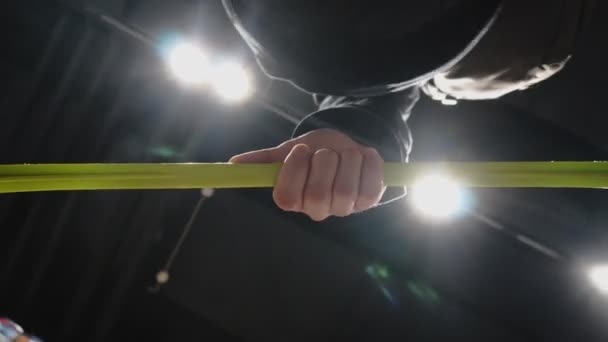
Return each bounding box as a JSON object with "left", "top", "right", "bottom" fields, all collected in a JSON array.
[{"left": 2, "top": 1, "right": 608, "bottom": 341}]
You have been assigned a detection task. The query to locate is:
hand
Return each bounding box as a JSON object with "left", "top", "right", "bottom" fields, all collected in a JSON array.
[{"left": 229, "top": 128, "right": 386, "bottom": 221}]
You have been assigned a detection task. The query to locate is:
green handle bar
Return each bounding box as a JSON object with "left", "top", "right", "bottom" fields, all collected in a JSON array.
[{"left": 0, "top": 162, "right": 607, "bottom": 194}]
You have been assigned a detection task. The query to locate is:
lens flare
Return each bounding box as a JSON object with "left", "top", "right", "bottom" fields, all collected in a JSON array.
[
  {"left": 167, "top": 42, "right": 209, "bottom": 84},
  {"left": 410, "top": 174, "right": 467, "bottom": 220},
  {"left": 210, "top": 62, "right": 251, "bottom": 102},
  {"left": 589, "top": 265, "right": 608, "bottom": 294}
]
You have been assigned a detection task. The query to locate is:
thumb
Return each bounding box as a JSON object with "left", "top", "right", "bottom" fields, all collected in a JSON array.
[{"left": 229, "top": 145, "right": 290, "bottom": 163}]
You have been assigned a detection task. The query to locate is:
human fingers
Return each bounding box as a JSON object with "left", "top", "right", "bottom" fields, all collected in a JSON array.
[
  {"left": 229, "top": 138, "right": 302, "bottom": 163},
  {"left": 229, "top": 146, "right": 284, "bottom": 163},
  {"left": 354, "top": 148, "right": 385, "bottom": 212},
  {"left": 330, "top": 149, "right": 363, "bottom": 217},
  {"left": 302, "top": 149, "right": 339, "bottom": 221},
  {"left": 272, "top": 144, "right": 312, "bottom": 212}
]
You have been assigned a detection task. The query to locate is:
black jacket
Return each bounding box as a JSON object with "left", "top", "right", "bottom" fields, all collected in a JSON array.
[{"left": 224, "top": 0, "right": 593, "bottom": 167}]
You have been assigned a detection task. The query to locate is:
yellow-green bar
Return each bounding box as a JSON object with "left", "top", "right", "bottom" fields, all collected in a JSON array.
[{"left": 0, "top": 162, "right": 608, "bottom": 194}]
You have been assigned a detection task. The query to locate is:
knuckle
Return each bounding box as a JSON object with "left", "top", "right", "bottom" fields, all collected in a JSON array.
[
  {"left": 313, "top": 148, "right": 338, "bottom": 161},
  {"left": 285, "top": 144, "right": 310, "bottom": 163},
  {"left": 333, "top": 206, "right": 353, "bottom": 218},
  {"left": 354, "top": 201, "right": 373, "bottom": 212},
  {"left": 362, "top": 187, "right": 382, "bottom": 202},
  {"left": 356, "top": 192, "right": 379, "bottom": 209},
  {"left": 305, "top": 186, "right": 328, "bottom": 204},
  {"left": 341, "top": 149, "right": 363, "bottom": 161},
  {"left": 285, "top": 151, "right": 311, "bottom": 169},
  {"left": 308, "top": 212, "right": 329, "bottom": 222},
  {"left": 363, "top": 147, "right": 384, "bottom": 162},
  {"left": 273, "top": 190, "right": 298, "bottom": 211},
  {"left": 291, "top": 143, "right": 311, "bottom": 154},
  {"left": 333, "top": 183, "right": 357, "bottom": 202}
]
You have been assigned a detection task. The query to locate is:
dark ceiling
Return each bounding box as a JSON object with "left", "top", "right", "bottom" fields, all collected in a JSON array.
[{"left": 2, "top": 1, "right": 608, "bottom": 341}]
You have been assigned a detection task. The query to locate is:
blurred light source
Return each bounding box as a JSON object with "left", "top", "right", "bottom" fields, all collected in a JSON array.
[
  {"left": 410, "top": 174, "right": 466, "bottom": 220},
  {"left": 588, "top": 265, "right": 608, "bottom": 294},
  {"left": 167, "top": 42, "right": 209, "bottom": 84},
  {"left": 210, "top": 62, "right": 251, "bottom": 102}
]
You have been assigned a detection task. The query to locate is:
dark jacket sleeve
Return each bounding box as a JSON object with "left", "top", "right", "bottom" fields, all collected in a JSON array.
[{"left": 292, "top": 87, "right": 420, "bottom": 203}]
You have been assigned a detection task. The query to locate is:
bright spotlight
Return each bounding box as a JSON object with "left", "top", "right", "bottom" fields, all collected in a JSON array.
[
  {"left": 410, "top": 174, "right": 466, "bottom": 220},
  {"left": 210, "top": 62, "right": 251, "bottom": 102},
  {"left": 167, "top": 42, "right": 209, "bottom": 84},
  {"left": 588, "top": 265, "right": 608, "bottom": 294}
]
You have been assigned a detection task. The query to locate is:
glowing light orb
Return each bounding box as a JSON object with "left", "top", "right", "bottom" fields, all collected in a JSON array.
[
  {"left": 210, "top": 62, "right": 251, "bottom": 102},
  {"left": 167, "top": 42, "right": 209, "bottom": 84},
  {"left": 588, "top": 265, "right": 608, "bottom": 294},
  {"left": 410, "top": 174, "right": 466, "bottom": 220}
]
